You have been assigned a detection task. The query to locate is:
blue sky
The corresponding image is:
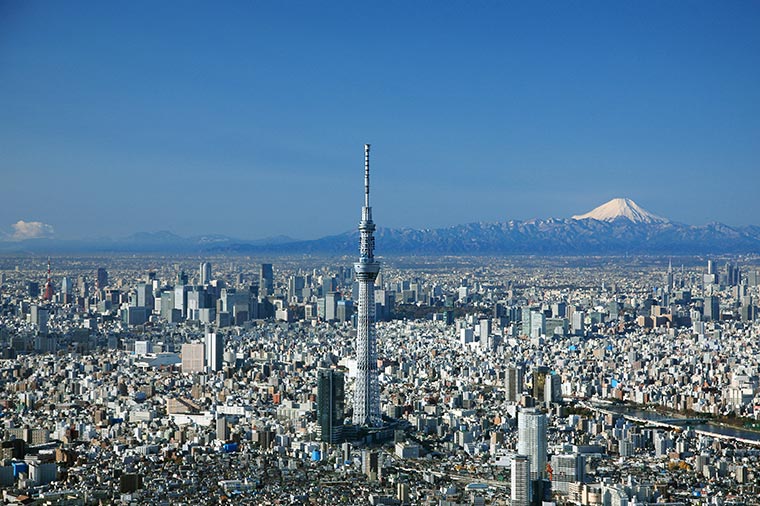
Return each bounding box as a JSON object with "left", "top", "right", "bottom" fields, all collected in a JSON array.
[{"left": 2, "top": 1, "right": 759, "bottom": 240}]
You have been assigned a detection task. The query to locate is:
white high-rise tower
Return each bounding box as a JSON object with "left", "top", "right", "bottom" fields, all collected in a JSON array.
[
  {"left": 200, "top": 262, "right": 212, "bottom": 285},
  {"left": 517, "top": 408, "right": 548, "bottom": 480},
  {"left": 353, "top": 144, "right": 382, "bottom": 427}
]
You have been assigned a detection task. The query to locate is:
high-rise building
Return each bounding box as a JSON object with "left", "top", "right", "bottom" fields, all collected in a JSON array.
[
  {"left": 181, "top": 343, "right": 205, "bottom": 373},
  {"left": 362, "top": 449, "right": 380, "bottom": 480},
  {"left": 505, "top": 365, "right": 524, "bottom": 402},
  {"left": 550, "top": 453, "right": 586, "bottom": 495},
  {"left": 479, "top": 318, "right": 492, "bottom": 350},
  {"left": 287, "top": 275, "right": 305, "bottom": 300},
  {"left": 318, "top": 369, "right": 345, "bottom": 443},
  {"left": 665, "top": 259, "right": 674, "bottom": 292},
  {"left": 511, "top": 454, "right": 531, "bottom": 506},
  {"left": 136, "top": 283, "right": 154, "bottom": 311},
  {"left": 353, "top": 144, "right": 382, "bottom": 427},
  {"left": 200, "top": 262, "right": 212, "bottom": 285},
  {"left": 61, "top": 277, "right": 73, "bottom": 295},
  {"left": 572, "top": 311, "right": 586, "bottom": 336},
  {"left": 521, "top": 306, "right": 533, "bottom": 336},
  {"left": 187, "top": 287, "right": 210, "bottom": 320},
  {"left": 517, "top": 408, "right": 548, "bottom": 480},
  {"left": 530, "top": 310, "right": 546, "bottom": 338},
  {"left": 134, "top": 340, "right": 153, "bottom": 355},
  {"left": 321, "top": 276, "right": 337, "bottom": 297},
  {"left": 748, "top": 269, "right": 759, "bottom": 287},
  {"left": 30, "top": 305, "right": 49, "bottom": 334},
  {"left": 174, "top": 285, "right": 190, "bottom": 316},
  {"left": 260, "top": 264, "right": 274, "bottom": 296},
  {"left": 205, "top": 328, "right": 224, "bottom": 373},
  {"left": 544, "top": 373, "right": 562, "bottom": 407},
  {"left": 704, "top": 295, "right": 720, "bottom": 321},
  {"left": 532, "top": 366, "right": 551, "bottom": 403},
  {"left": 27, "top": 281, "right": 40, "bottom": 298},
  {"left": 96, "top": 267, "right": 108, "bottom": 289},
  {"left": 336, "top": 299, "right": 353, "bottom": 323},
  {"left": 325, "top": 291, "right": 341, "bottom": 322},
  {"left": 216, "top": 415, "right": 229, "bottom": 441},
  {"left": 77, "top": 276, "right": 88, "bottom": 298}
]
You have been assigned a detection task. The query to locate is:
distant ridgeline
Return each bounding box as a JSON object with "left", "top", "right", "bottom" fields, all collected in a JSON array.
[
  {"left": 2, "top": 199, "right": 759, "bottom": 255},
  {"left": 221, "top": 199, "right": 760, "bottom": 255}
]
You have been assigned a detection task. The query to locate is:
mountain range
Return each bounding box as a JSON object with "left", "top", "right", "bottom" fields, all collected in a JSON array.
[{"left": 2, "top": 199, "right": 758, "bottom": 255}]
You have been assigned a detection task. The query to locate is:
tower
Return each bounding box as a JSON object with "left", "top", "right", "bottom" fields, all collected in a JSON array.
[
  {"left": 517, "top": 408, "right": 548, "bottom": 480},
  {"left": 352, "top": 144, "right": 382, "bottom": 427},
  {"left": 43, "top": 258, "right": 54, "bottom": 301}
]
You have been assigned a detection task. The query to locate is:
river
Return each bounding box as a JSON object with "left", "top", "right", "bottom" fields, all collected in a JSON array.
[{"left": 587, "top": 402, "right": 760, "bottom": 446}]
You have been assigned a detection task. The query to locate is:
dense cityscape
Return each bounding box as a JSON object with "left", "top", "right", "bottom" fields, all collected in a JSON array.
[{"left": 1, "top": 241, "right": 759, "bottom": 505}]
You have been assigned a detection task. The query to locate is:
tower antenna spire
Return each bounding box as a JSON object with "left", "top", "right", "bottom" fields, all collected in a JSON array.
[{"left": 364, "top": 143, "right": 370, "bottom": 207}]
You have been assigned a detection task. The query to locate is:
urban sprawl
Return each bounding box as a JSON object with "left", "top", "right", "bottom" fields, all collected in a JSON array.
[{"left": 0, "top": 253, "right": 758, "bottom": 505}]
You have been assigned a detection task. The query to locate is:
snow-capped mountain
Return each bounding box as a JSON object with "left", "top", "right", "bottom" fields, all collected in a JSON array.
[{"left": 572, "top": 198, "right": 669, "bottom": 224}]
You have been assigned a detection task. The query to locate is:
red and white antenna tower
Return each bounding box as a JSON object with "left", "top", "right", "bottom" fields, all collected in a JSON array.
[{"left": 43, "top": 258, "right": 54, "bottom": 301}]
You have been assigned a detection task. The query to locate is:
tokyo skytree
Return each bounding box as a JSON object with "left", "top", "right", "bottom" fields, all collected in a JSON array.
[{"left": 352, "top": 144, "right": 382, "bottom": 427}]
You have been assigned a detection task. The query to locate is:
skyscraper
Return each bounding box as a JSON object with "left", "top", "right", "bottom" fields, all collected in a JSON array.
[
  {"left": 517, "top": 408, "right": 548, "bottom": 480},
  {"left": 61, "top": 277, "right": 73, "bottom": 295},
  {"left": 260, "top": 263, "right": 274, "bottom": 296},
  {"left": 704, "top": 295, "right": 720, "bottom": 321},
  {"left": 532, "top": 366, "right": 550, "bottom": 403},
  {"left": 544, "top": 373, "right": 562, "bottom": 407},
  {"left": 318, "top": 369, "right": 345, "bottom": 443},
  {"left": 200, "top": 262, "right": 212, "bottom": 285},
  {"left": 665, "top": 259, "right": 674, "bottom": 292},
  {"left": 96, "top": 267, "right": 108, "bottom": 289},
  {"left": 205, "top": 328, "right": 224, "bottom": 373},
  {"left": 136, "top": 283, "right": 154, "bottom": 311},
  {"left": 325, "top": 291, "right": 342, "bottom": 322},
  {"left": 505, "top": 365, "right": 524, "bottom": 402},
  {"left": 353, "top": 144, "right": 382, "bottom": 427}
]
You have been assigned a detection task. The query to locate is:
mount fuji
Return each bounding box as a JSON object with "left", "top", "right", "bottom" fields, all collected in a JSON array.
[{"left": 572, "top": 198, "right": 669, "bottom": 224}]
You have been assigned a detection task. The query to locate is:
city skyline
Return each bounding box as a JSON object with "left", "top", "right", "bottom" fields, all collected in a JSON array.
[
  {"left": 1, "top": 250, "right": 759, "bottom": 502},
  {"left": 2, "top": 2, "right": 760, "bottom": 241}
]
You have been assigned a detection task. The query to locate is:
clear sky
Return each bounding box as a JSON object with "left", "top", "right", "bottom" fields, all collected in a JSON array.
[{"left": 2, "top": 1, "right": 759, "bottom": 240}]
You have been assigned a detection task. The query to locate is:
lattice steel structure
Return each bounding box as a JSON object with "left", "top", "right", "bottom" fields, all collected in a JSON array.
[{"left": 352, "top": 144, "right": 382, "bottom": 427}]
